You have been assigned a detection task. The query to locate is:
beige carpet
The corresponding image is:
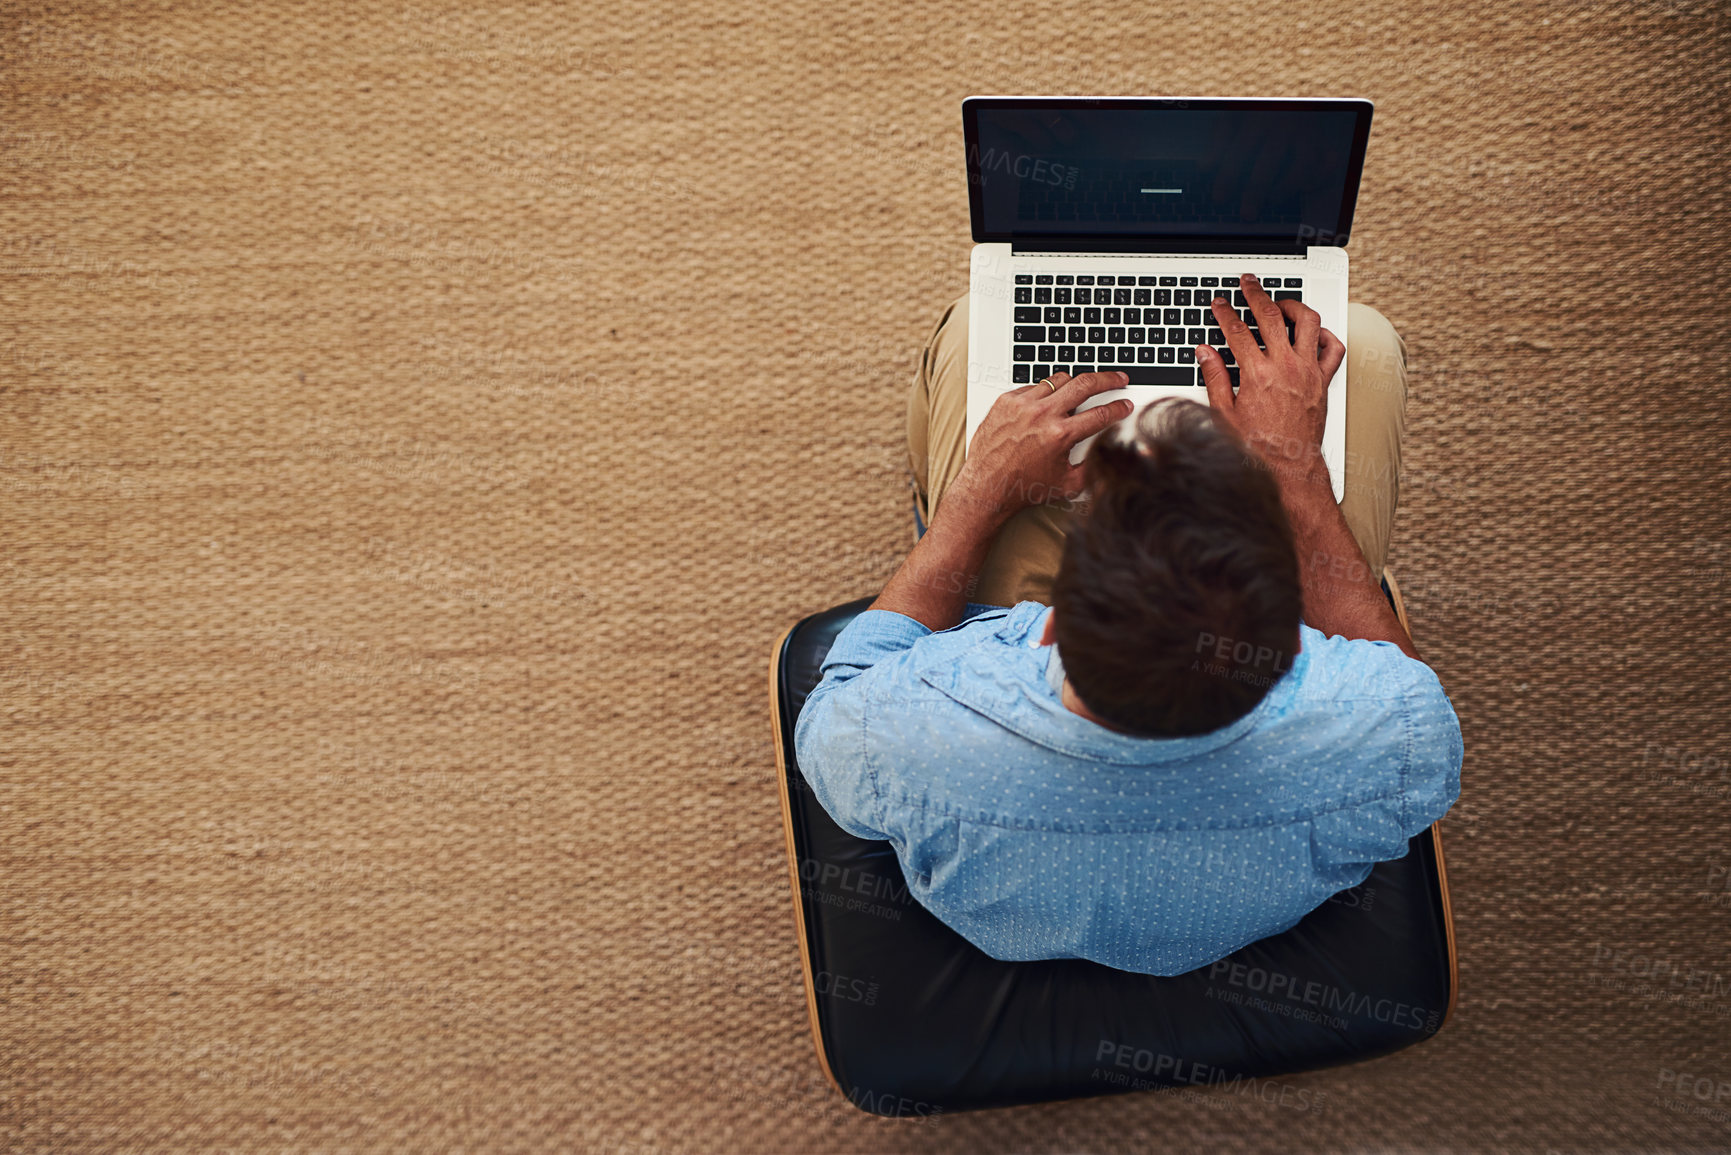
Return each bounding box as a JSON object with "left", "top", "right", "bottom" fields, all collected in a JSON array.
[{"left": 3, "top": 1, "right": 1730, "bottom": 1151}]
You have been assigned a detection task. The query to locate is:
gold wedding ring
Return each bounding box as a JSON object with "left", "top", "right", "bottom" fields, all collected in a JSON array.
[{"left": 1041, "top": 377, "right": 1058, "bottom": 395}]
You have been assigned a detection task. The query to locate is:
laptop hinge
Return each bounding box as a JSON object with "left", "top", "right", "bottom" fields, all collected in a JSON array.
[{"left": 1009, "top": 235, "right": 1312, "bottom": 256}]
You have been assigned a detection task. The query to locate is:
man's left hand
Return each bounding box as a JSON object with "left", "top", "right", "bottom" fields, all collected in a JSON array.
[{"left": 951, "top": 370, "right": 1134, "bottom": 521}]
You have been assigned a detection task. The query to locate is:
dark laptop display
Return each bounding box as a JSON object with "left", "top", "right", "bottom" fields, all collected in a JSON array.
[{"left": 964, "top": 98, "right": 1372, "bottom": 245}]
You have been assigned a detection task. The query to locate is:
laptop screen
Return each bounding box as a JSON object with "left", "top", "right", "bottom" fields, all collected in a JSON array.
[{"left": 963, "top": 98, "right": 1372, "bottom": 246}]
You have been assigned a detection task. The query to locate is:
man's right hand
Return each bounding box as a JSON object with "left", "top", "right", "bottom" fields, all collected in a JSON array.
[
  {"left": 1197, "top": 273, "right": 1345, "bottom": 494},
  {"left": 1196, "top": 275, "right": 1420, "bottom": 659}
]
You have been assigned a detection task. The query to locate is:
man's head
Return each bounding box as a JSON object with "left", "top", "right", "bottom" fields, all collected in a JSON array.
[{"left": 1049, "top": 398, "right": 1303, "bottom": 738}]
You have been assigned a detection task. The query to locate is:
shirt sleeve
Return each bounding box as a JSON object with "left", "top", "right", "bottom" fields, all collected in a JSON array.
[
  {"left": 792, "top": 604, "right": 1012, "bottom": 841},
  {"left": 813, "top": 608, "right": 934, "bottom": 685},
  {"left": 791, "top": 609, "right": 933, "bottom": 841},
  {"left": 1398, "top": 659, "right": 1465, "bottom": 836}
]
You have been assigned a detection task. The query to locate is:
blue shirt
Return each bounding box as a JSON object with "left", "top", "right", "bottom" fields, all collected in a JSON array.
[{"left": 793, "top": 601, "right": 1462, "bottom": 976}]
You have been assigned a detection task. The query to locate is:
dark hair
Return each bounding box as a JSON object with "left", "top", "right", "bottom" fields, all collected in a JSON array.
[{"left": 1051, "top": 399, "right": 1303, "bottom": 738}]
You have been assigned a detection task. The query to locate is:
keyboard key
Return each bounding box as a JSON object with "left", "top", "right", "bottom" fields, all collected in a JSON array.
[
  {"left": 1173, "top": 289, "right": 1191, "bottom": 306},
  {"left": 1154, "top": 289, "right": 1171, "bottom": 306},
  {"left": 1076, "top": 275, "right": 1094, "bottom": 285},
  {"left": 1013, "top": 344, "right": 1036, "bottom": 361},
  {"left": 1014, "top": 326, "right": 1045, "bottom": 342},
  {"left": 1035, "top": 275, "right": 1053, "bottom": 285},
  {"left": 1120, "top": 365, "right": 1195, "bottom": 386},
  {"left": 1055, "top": 288, "right": 1072, "bottom": 304},
  {"left": 1096, "top": 275, "right": 1115, "bottom": 285},
  {"left": 1227, "top": 366, "right": 1240, "bottom": 390},
  {"left": 1117, "top": 346, "right": 1136, "bottom": 362},
  {"left": 1184, "top": 309, "right": 1202, "bottom": 325},
  {"left": 1179, "top": 276, "right": 1198, "bottom": 287},
  {"left": 1285, "top": 278, "right": 1301, "bottom": 288},
  {"left": 1128, "top": 328, "right": 1146, "bottom": 344},
  {"left": 1274, "top": 290, "right": 1302, "bottom": 301},
  {"left": 1033, "top": 363, "right": 1051, "bottom": 378},
  {"left": 1115, "top": 288, "right": 1132, "bottom": 306},
  {"left": 1016, "top": 287, "right": 1033, "bottom": 304},
  {"left": 1034, "top": 287, "right": 1051, "bottom": 303},
  {"left": 1123, "top": 308, "right": 1140, "bottom": 324},
  {"left": 1097, "top": 347, "right": 1115, "bottom": 363},
  {"left": 1037, "top": 345, "right": 1056, "bottom": 361},
  {"left": 1104, "top": 307, "right": 1121, "bottom": 324},
  {"left": 1178, "top": 347, "right": 1195, "bottom": 364},
  {"left": 1073, "top": 364, "right": 1094, "bottom": 376},
  {"left": 1088, "top": 326, "right": 1106, "bottom": 343},
  {"left": 1263, "top": 277, "right": 1280, "bottom": 288},
  {"left": 1065, "top": 326, "right": 1084, "bottom": 342},
  {"left": 1015, "top": 274, "right": 1033, "bottom": 284},
  {"left": 1015, "top": 306, "right": 1042, "bottom": 323},
  {"left": 1234, "top": 290, "right": 1247, "bottom": 307},
  {"left": 1012, "top": 363, "right": 1031, "bottom": 382},
  {"left": 1083, "top": 307, "right": 1101, "bottom": 324},
  {"left": 1219, "top": 346, "right": 1235, "bottom": 365},
  {"left": 1138, "top": 276, "right": 1158, "bottom": 286},
  {"left": 1056, "top": 275, "right": 1074, "bottom": 285},
  {"left": 1159, "top": 276, "right": 1177, "bottom": 286},
  {"left": 1207, "top": 327, "right": 1224, "bottom": 344},
  {"left": 1145, "top": 328, "right": 1165, "bottom": 343},
  {"left": 1051, "top": 363, "right": 1070, "bottom": 375},
  {"left": 1164, "top": 308, "right": 1182, "bottom": 325},
  {"left": 1137, "top": 347, "right": 1158, "bottom": 363},
  {"left": 1076, "top": 346, "right": 1095, "bottom": 361},
  {"left": 1045, "top": 306, "right": 1062, "bottom": 323},
  {"left": 1187, "top": 327, "right": 1207, "bottom": 344},
  {"left": 1200, "top": 276, "right": 1218, "bottom": 287},
  {"left": 1157, "top": 346, "right": 1176, "bottom": 363},
  {"left": 1134, "top": 288, "right": 1152, "bottom": 306},
  {"left": 1107, "top": 326, "right": 1126, "bottom": 343},
  {"left": 1065, "top": 307, "right": 1082, "bottom": 324},
  {"left": 1058, "top": 345, "right": 1076, "bottom": 361}
]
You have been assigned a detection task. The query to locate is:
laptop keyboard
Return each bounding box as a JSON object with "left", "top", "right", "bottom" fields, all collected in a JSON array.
[{"left": 1010, "top": 272, "right": 1304, "bottom": 390}]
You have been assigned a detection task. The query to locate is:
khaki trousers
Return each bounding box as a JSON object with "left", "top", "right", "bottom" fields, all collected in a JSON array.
[{"left": 906, "top": 295, "right": 1408, "bottom": 607}]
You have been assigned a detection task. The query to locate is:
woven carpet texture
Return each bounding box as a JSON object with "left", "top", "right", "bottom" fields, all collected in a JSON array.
[{"left": 3, "top": 1, "right": 1729, "bottom": 1151}]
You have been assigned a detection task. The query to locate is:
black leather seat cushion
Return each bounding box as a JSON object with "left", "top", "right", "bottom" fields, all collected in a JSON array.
[{"left": 775, "top": 597, "right": 1454, "bottom": 1116}]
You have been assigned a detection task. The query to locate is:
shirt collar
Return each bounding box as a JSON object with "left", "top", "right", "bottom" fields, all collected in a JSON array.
[
  {"left": 1044, "top": 638, "right": 1068, "bottom": 699},
  {"left": 919, "top": 601, "right": 1301, "bottom": 765}
]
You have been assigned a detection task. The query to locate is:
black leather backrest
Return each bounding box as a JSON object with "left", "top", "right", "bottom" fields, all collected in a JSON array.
[{"left": 776, "top": 600, "right": 1453, "bottom": 1117}]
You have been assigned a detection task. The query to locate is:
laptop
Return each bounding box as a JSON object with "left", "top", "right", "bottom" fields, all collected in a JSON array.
[{"left": 963, "top": 96, "right": 1373, "bottom": 497}]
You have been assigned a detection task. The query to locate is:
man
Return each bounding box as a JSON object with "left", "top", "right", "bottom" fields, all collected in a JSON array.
[{"left": 794, "top": 275, "right": 1462, "bottom": 977}]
